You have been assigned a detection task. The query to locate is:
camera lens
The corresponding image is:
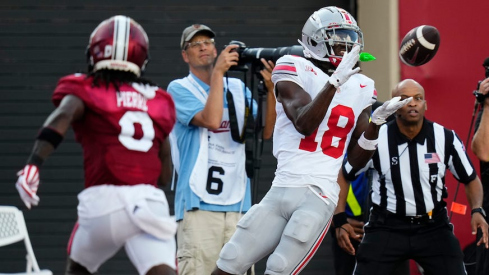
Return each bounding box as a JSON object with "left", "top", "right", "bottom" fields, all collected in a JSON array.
[{"left": 227, "top": 40, "right": 304, "bottom": 72}]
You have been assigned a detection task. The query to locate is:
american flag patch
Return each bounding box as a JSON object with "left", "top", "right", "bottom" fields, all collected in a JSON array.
[{"left": 424, "top": 153, "right": 440, "bottom": 163}]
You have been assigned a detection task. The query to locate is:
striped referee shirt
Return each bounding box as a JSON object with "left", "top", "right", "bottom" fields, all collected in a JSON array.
[{"left": 343, "top": 119, "right": 477, "bottom": 216}]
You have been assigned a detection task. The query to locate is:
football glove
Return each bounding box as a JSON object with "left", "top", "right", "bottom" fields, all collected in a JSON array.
[
  {"left": 371, "top": 96, "right": 413, "bottom": 125},
  {"left": 15, "top": 164, "right": 40, "bottom": 209},
  {"left": 328, "top": 45, "right": 361, "bottom": 88}
]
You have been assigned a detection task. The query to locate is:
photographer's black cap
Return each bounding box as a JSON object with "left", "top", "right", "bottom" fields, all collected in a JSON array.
[
  {"left": 180, "top": 24, "right": 215, "bottom": 49},
  {"left": 483, "top": 57, "right": 489, "bottom": 68}
]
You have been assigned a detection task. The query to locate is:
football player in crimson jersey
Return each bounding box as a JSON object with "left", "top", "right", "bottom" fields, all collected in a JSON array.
[
  {"left": 14, "top": 16, "right": 177, "bottom": 275},
  {"left": 213, "top": 7, "right": 411, "bottom": 275}
]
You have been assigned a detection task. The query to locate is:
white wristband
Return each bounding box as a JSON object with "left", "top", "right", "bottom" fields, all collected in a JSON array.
[{"left": 358, "top": 133, "right": 378, "bottom": 151}]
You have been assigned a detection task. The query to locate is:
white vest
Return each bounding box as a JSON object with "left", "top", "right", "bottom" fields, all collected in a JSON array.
[{"left": 171, "top": 76, "right": 247, "bottom": 205}]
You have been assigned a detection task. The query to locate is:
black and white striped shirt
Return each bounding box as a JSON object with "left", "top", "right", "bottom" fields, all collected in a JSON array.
[{"left": 343, "top": 119, "right": 477, "bottom": 216}]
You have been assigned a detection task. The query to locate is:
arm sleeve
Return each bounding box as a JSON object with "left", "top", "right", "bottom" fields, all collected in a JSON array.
[
  {"left": 52, "top": 74, "right": 89, "bottom": 107},
  {"left": 167, "top": 80, "right": 205, "bottom": 127},
  {"left": 271, "top": 55, "right": 304, "bottom": 90}
]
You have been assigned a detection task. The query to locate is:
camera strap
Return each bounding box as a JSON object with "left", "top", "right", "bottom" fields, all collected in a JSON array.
[
  {"left": 226, "top": 75, "right": 255, "bottom": 178},
  {"left": 226, "top": 90, "right": 249, "bottom": 143}
]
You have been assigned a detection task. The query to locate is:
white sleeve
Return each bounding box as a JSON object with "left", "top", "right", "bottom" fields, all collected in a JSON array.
[{"left": 271, "top": 55, "right": 303, "bottom": 89}]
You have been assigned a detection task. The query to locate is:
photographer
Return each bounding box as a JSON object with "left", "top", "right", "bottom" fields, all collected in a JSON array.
[
  {"left": 167, "top": 24, "right": 275, "bottom": 275},
  {"left": 472, "top": 58, "right": 489, "bottom": 161},
  {"left": 471, "top": 57, "right": 489, "bottom": 275}
]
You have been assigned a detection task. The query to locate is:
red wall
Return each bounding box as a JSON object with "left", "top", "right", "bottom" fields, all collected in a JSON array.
[{"left": 399, "top": 0, "right": 489, "bottom": 250}]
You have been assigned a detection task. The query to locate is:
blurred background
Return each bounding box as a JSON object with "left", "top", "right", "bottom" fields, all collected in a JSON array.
[{"left": 0, "top": 0, "right": 488, "bottom": 274}]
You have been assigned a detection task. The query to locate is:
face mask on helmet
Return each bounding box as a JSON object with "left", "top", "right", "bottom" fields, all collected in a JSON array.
[
  {"left": 298, "top": 7, "right": 364, "bottom": 66},
  {"left": 87, "top": 15, "right": 149, "bottom": 77}
]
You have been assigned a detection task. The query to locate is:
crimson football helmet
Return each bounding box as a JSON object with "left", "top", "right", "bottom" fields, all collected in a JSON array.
[
  {"left": 298, "top": 7, "right": 363, "bottom": 67},
  {"left": 87, "top": 15, "right": 149, "bottom": 76}
]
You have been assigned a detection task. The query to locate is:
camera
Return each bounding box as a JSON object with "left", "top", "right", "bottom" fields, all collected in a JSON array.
[
  {"left": 474, "top": 80, "right": 489, "bottom": 103},
  {"left": 472, "top": 59, "right": 489, "bottom": 103},
  {"left": 226, "top": 40, "right": 304, "bottom": 72}
]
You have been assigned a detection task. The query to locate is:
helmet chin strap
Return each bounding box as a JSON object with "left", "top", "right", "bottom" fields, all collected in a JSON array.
[
  {"left": 329, "top": 46, "right": 340, "bottom": 66},
  {"left": 328, "top": 56, "right": 342, "bottom": 67}
]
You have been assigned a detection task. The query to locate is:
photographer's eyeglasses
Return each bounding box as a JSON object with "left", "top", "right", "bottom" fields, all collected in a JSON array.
[{"left": 185, "top": 39, "right": 215, "bottom": 50}]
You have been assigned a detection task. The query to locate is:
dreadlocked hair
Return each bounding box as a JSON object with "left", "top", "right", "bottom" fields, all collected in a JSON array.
[{"left": 88, "top": 69, "right": 157, "bottom": 92}]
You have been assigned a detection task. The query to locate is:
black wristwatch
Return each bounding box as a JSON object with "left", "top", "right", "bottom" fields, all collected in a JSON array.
[{"left": 471, "top": 207, "right": 486, "bottom": 218}]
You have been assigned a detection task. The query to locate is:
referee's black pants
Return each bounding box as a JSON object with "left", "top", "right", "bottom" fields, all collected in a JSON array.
[
  {"left": 354, "top": 207, "right": 466, "bottom": 275},
  {"left": 331, "top": 216, "right": 410, "bottom": 275}
]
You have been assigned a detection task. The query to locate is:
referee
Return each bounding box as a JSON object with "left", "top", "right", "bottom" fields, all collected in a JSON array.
[{"left": 336, "top": 79, "right": 488, "bottom": 275}]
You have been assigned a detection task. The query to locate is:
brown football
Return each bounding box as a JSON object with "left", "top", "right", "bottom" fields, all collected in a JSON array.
[{"left": 399, "top": 25, "right": 440, "bottom": 66}]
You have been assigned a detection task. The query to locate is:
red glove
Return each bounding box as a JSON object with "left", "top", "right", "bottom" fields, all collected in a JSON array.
[{"left": 15, "top": 164, "right": 40, "bottom": 209}]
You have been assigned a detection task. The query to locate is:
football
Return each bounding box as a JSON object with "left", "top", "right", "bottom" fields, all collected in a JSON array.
[{"left": 399, "top": 25, "right": 440, "bottom": 66}]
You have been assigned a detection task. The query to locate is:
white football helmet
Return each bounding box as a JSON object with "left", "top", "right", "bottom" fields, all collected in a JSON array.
[{"left": 299, "top": 7, "right": 363, "bottom": 66}]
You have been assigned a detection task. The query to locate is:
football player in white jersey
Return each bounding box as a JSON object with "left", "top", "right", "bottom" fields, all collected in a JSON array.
[{"left": 212, "top": 6, "right": 411, "bottom": 275}]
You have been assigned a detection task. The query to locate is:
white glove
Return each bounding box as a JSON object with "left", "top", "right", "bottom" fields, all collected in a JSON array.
[
  {"left": 328, "top": 45, "right": 361, "bottom": 88},
  {"left": 15, "top": 164, "right": 40, "bottom": 209},
  {"left": 371, "top": 96, "right": 413, "bottom": 125}
]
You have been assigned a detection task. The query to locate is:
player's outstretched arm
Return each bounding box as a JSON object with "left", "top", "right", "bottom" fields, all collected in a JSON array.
[
  {"left": 346, "top": 107, "right": 377, "bottom": 169},
  {"left": 34, "top": 95, "right": 85, "bottom": 161},
  {"left": 275, "top": 46, "right": 360, "bottom": 136},
  {"left": 275, "top": 80, "right": 335, "bottom": 136},
  {"left": 347, "top": 97, "right": 413, "bottom": 169},
  {"left": 16, "top": 95, "right": 85, "bottom": 209}
]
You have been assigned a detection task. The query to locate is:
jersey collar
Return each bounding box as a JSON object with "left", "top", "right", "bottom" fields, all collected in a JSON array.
[{"left": 392, "top": 118, "right": 429, "bottom": 145}]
